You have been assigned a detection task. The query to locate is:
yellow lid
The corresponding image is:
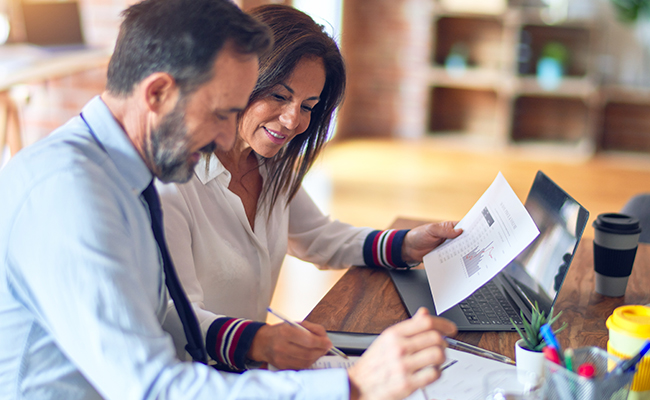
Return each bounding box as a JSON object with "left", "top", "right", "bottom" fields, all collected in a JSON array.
[{"left": 606, "top": 305, "right": 650, "bottom": 339}]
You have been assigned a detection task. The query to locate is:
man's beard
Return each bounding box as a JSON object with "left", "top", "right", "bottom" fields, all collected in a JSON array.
[{"left": 148, "top": 104, "right": 216, "bottom": 184}]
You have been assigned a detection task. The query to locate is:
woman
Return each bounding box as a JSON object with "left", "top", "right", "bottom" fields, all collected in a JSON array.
[{"left": 158, "top": 4, "right": 461, "bottom": 372}]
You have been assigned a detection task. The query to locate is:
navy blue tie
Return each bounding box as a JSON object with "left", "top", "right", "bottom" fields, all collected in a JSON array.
[{"left": 142, "top": 181, "right": 208, "bottom": 364}]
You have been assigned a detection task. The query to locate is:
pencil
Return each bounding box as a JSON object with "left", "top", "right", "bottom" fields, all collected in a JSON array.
[{"left": 267, "top": 307, "right": 349, "bottom": 359}]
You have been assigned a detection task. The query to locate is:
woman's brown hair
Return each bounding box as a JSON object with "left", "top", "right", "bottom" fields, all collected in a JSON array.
[{"left": 247, "top": 4, "right": 346, "bottom": 211}]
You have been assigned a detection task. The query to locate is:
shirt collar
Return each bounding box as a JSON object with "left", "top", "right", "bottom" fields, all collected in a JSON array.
[
  {"left": 194, "top": 153, "right": 269, "bottom": 186},
  {"left": 194, "top": 153, "right": 228, "bottom": 185},
  {"left": 81, "top": 96, "right": 152, "bottom": 194}
]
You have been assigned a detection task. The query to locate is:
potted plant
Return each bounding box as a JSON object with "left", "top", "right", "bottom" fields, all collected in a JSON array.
[
  {"left": 511, "top": 302, "right": 567, "bottom": 378},
  {"left": 610, "top": 0, "right": 650, "bottom": 23}
]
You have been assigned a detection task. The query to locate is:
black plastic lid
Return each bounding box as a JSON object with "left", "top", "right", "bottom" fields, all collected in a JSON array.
[{"left": 592, "top": 213, "right": 642, "bottom": 235}]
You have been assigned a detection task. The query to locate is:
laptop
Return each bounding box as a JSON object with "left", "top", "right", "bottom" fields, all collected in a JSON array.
[
  {"left": 21, "top": 1, "right": 86, "bottom": 49},
  {"left": 389, "top": 171, "right": 589, "bottom": 332}
]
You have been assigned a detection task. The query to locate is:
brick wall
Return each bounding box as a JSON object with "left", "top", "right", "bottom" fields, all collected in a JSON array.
[
  {"left": 15, "top": 0, "right": 415, "bottom": 148},
  {"left": 335, "top": 0, "right": 430, "bottom": 140},
  {"left": 9, "top": 0, "right": 131, "bottom": 148},
  {"left": 11, "top": 0, "right": 290, "bottom": 148},
  {"left": 16, "top": 66, "right": 109, "bottom": 147}
]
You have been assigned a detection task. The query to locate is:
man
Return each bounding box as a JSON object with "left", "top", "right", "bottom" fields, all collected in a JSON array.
[{"left": 0, "top": 0, "right": 456, "bottom": 399}]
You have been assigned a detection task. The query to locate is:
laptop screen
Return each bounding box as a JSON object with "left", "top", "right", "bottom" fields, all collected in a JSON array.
[{"left": 501, "top": 171, "right": 589, "bottom": 315}]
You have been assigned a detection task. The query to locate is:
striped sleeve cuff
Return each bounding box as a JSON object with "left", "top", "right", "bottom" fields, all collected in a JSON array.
[
  {"left": 206, "top": 317, "right": 265, "bottom": 371},
  {"left": 363, "top": 229, "right": 413, "bottom": 269}
]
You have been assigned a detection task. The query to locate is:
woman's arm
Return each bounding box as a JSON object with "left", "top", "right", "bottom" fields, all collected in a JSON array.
[{"left": 287, "top": 186, "right": 461, "bottom": 269}]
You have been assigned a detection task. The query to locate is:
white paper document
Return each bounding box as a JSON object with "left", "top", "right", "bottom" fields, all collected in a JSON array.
[
  {"left": 307, "top": 349, "right": 514, "bottom": 400},
  {"left": 268, "top": 355, "right": 360, "bottom": 371},
  {"left": 309, "top": 355, "right": 359, "bottom": 369},
  {"left": 406, "top": 347, "right": 516, "bottom": 400},
  {"left": 307, "top": 354, "right": 456, "bottom": 371},
  {"left": 423, "top": 172, "right": 539, "bottom": 314}
]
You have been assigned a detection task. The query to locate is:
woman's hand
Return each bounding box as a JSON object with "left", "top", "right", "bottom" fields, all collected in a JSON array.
[
  {"left": 401, "top": 221, "right": 462, "bottom": 265},
  {"left": 247, "top": 320, "right": 332, "bottom": 370}
]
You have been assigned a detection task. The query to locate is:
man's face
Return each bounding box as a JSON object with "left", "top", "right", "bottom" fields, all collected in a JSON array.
[{"left": 150, "top": 43, "right": 259, "bottom": 183}]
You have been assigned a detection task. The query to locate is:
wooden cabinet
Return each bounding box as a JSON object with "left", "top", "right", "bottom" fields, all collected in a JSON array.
[{"left": 425, "top": 1, "right": 650, "bottom": 155}]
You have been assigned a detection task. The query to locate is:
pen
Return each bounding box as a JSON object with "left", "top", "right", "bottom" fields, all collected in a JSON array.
[
  {"left": 445, "top": 337, "right": 515, "bottom": 365},
  {"left": 564, "top": 348, "right": 574, "bottom": 372},
  {"left": 543, "top": 346, "right": 560, "bottom": 365},
  {"left": 540, "top": 324, "right": 565, "bottom": 365},
  {"left": 441, "top": 359, "right": 458, "bottom": 371},
  {"left": 267, "top": 307, "right": 349, "bottom": 359},
  {"left": 420, "top": 359, "right": 457, "bottom": 400}
]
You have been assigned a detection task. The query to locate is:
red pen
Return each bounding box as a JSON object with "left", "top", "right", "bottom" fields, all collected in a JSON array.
[
  {"left": 543, "top": 346, "right": 560, "bottom": 364},
  {"left": 578, "top": 363, "right": 596, "bottom": 379}
]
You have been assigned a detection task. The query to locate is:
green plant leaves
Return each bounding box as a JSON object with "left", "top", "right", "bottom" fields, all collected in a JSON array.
[
  {"left": 610, "top": 0, "right": 650, "bottom": 23},
  {"left": 511, "top": 301, "right": 567, "bottom": 352}
]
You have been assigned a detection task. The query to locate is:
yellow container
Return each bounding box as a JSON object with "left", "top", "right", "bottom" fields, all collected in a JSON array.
[{"left": 607, "top": 305, "right": 650, "bottom": 400}]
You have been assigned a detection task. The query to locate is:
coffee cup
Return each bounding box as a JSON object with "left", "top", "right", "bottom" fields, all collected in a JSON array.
[
  {"left": 592, "top": 213, "right": 642, "bottom": 297},
  {"left": 606, "top": 305, "right": 650, "bottom": 400}
]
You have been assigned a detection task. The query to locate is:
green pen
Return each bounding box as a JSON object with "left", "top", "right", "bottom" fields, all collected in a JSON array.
[{"left": 564, "top": 348, "right": 574, "bottom": 372}]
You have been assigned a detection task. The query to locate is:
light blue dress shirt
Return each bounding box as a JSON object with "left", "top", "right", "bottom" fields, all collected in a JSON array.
[{"left": 0, "top": 96, "right": 349, "bottom": 400}]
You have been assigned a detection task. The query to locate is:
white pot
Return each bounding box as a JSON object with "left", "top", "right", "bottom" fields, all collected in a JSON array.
[{"left": 515, "top": 339, "right": 546, "bottom": 380}]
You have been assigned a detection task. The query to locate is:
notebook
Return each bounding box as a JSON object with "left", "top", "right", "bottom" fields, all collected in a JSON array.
[
  {"left": 389, "top": 171, "right": 589, "bottom": 332},
  {"left": 21, "top": 1, "right": 86, "bottom": 49}
]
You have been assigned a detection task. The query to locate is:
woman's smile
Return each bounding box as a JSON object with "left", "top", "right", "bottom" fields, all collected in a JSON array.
[{"left": 263, "top": 126, "right": 287, "bottom": 144}]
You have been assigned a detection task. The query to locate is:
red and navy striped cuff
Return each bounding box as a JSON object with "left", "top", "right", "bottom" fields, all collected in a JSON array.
[
  {"left": 206, "top": 317, "right": 265, "bottom": 371},
  {"left": 363, "top": 229, "right": 412, "bottom": 269}
]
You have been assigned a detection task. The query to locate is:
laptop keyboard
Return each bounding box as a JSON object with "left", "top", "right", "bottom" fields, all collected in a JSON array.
[{"left": 459, "top": 281, "right": 524, "bottom": 326}]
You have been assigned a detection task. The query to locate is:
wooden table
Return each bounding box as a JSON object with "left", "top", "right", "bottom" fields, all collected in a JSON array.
[{"left": 306, "top": 217, "right": 650, "bottom": 360}]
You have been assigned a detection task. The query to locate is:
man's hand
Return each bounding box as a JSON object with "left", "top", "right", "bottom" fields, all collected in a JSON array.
[
  {"left": 247, "top": 320, "right": 332, "bottom": 370},
  {"left": 402, "top": 221, "right": 462, "bottom": 264},
  {"left": 347, "top": 308, "right": 457, "bottom": 400}
]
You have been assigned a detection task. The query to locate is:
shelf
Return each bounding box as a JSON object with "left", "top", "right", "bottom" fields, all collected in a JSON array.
[
  {"left": 511, "top": 95, "right": 589, "bottom": 143},
  {"left": 433, "top": 16, "right": 505, "bottom": 70},
  {"left": 602, "top": 102, "right": 650, "bottom": 153},
  {"left": 427, "top": 66, "right": 507, "bottom": 91},
  {"left": 515, "top": 76, "right": 597, "bottom": 98},
  {"left": 517, "top": 8, "right": 598, "bottom": 29},
  {"left": 602, "top": 85, "right": 650, "bottom": 105},
  {"left": 518, "top": 24, "right": 591, "bottom": 77},
  {"left": 427, "top": 87, "right": 501, "bottom": 138},
  {"left": 419, "top": 0, "right": 650, "bottom": 155},
  {"left": 436, "top": 0, "right": 508, "bottom": 16},
  {"left": 600, "top": 85, "right": 650, "bottom": 153}
]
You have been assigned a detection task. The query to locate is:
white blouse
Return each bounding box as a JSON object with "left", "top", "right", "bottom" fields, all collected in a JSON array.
[{"left": 157, "top": 154, "right": 372, "bottom": 358}]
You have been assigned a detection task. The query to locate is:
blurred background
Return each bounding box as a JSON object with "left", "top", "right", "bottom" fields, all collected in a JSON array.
[{"left": 1, "top": 0, "right": 650, "bottom": 323}]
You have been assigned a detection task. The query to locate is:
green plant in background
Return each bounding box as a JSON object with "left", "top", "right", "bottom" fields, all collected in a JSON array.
[
  {"left": 511, "top": 302, "right": 567, "bottom": 352},
  {"left": 610, "top": 0, "right": 650, "bottom": 23},
  {"left": 541, "top": 41, "right": 569, "bottom": 68}
]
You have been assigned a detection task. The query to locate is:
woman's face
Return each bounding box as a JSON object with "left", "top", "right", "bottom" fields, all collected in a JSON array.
[{"left": 238, "top": 56, "right": 326, "bottom": 158}]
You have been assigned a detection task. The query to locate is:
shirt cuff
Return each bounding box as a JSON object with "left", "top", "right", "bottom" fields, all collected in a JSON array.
[
  {"left": 206, "top": 317, "right": 265, "bottom": 371},
  {"left": 363, "top": 229, "right": 416, "bottom": 269}
]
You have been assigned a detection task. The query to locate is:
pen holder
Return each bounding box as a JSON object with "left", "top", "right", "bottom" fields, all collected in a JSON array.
[{"left": 543, "top": 346, "right": 635, "bottom": 400}]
